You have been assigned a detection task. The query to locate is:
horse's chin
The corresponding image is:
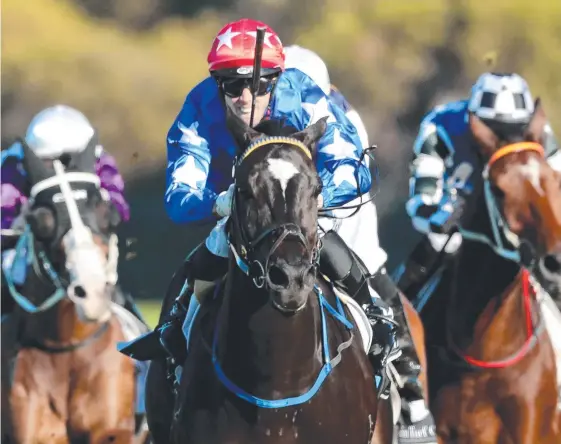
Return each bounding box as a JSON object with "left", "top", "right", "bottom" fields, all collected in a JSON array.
[
  {"left": 69, "top": 284, "right": 113, "bottom": 323},
  {"left": 537, "top": 260, "right": 561, "bottom": 296},
  {"left": 271, "top": 297, "right": 308, "bottom": 315}
]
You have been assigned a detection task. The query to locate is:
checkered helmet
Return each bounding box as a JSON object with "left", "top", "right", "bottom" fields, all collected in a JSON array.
[{"left": 468, "top": 72, "right": 534, "bottom": 124}]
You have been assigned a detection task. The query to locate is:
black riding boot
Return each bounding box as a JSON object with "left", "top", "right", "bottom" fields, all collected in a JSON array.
[
  {"left": 374, "top": 263, "right": 438, "bottom": 443},
  {"left": 319, "top": 231, "right": 397, "bottom": 364},
  {"left": 395, "top": 236, "right": 442, "bottom": 300},
  {"left": 371, "top": 269, "right": 422, "bottom": 395},
  {"left": 158, "top": 244, "right": 228, "bottom": 363}
]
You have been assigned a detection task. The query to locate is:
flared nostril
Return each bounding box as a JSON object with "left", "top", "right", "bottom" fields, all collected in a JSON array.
[
  {"left": 267, "top": 264, "right": 290, "bottom": 289},
  {"left": 73, "top": 285, "right": 87, "bottom": 298},
  {"left": 543, "top": 254, "right": 561, "bottom": 274}
]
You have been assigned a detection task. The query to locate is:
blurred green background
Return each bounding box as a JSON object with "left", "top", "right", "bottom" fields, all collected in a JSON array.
[{"left": 3, "top": 0, "right": 560, "bottom": 325}]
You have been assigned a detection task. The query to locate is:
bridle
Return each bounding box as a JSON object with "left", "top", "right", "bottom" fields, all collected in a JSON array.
[
  {"left": 460, "top": 141, "right": 545, "bottom": 268},
  {"left": 444, "top": 141, "right": 547, "bottom": 368},
  {"left": 228, "top": 136, "right": 321, "bottom": 288}
]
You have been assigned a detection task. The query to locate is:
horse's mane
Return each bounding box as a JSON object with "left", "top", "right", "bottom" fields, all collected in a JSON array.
[{"left": 254, "top": 118, "right": 299, "bottom": 137}]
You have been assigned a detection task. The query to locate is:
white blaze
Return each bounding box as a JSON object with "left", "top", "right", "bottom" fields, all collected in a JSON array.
[
  {"left": 267, "top": 158, "right": 300, "bottom": 202},
  {"left": 519, "top": 157, "right": 544, "bottom": 196}
]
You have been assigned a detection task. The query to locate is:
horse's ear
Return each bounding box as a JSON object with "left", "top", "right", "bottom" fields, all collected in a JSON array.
[
  {"left": 225, "top": 104, "right": 262, "bottom": 151},
  {"left": 70, "top": 133, "right": 97, "bottom": 173},
  {"left": 524, "top": 98, "right": 548, "bottom": 143},
  {"left": 20, "top": 138, "right": 52, "bottom": 186},
  {"left": 468, "top": 112, "right": 499, "bottom": 159},
  {"left": 291, "top": 117, "right": 328, "bottom": 157}
]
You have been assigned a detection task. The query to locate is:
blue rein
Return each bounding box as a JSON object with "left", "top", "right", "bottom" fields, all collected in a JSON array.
[
  {"left": 212, "top": 249, "right": 356, "bottom": 408},
  {"left": 3, "top": 225, "right": 67, "bottom": 313}
]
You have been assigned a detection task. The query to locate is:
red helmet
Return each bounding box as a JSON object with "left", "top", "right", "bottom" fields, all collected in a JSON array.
[{"left": 207, "top": 18, "right": 285, "bottom": 77}]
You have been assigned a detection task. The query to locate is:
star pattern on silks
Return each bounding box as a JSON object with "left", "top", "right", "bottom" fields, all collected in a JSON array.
[
  {"left": 302, "top": 96, "right": 337, "bottom": 125},
  {"left": 171, "top": 156, "right": 206, "bottom": 199},
  {"left": 246, "top": 31, "right": 275, "bottom": 48},
  {"left": 178, "top": 121, "right": 205, "bottom": 147},
  {"left": 215, "top": 27, "right": 242, "bottom": 51},
  {"left": 322, "top": 128, "right": 359, "bottom": 160},
  {"left": 332, "top": 164, "right": 357, "bottom": 188}
]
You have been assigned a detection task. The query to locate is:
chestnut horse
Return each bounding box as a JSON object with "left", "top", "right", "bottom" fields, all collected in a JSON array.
[
  {"left": 139, "top": 112, "right": 431, "bottom": 443},
  {"left": 414, "top": 101, "right": 561, "bottom": 443},
  {"left": 1, "top": 140, "right": 148, "bottom": 443}
]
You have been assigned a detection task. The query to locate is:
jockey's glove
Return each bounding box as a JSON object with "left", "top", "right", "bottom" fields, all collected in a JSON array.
[
  {"left": 428, "top": 194, "right": 466, "bottom": 235},
  {"left": 213, "top": 184, "right": 235, "bottom": 218}
]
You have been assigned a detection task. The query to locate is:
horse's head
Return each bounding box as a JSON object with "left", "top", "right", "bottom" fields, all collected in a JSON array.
[
  {"left": 226, "top": 111, "right": 327, "bottom": 313},
  {"left": 469, "top": 99, "right": 561, "bottom": 291},
  {"left": 20, "top": 136, "right": 120, "bottom": 322}
]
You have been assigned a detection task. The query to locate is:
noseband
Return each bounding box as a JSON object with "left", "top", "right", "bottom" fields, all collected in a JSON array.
[{"left": 229, "top": 136, "right": 320, "bottom": 288}]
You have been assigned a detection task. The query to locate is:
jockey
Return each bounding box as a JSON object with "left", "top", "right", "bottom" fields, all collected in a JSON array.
[
  {"left": 283, "top": 43, "right": 436, "bottom": 440},
  {"left": 396, "top": 72, "right": 561, "bottom": 299},
  {"left": 1, "top": 105, "right": 137, "bottom": 316},
  {"left": 156, "top": 18, "right": 401, "bottom": 364},
  {"left": 129, "top": 20, "right": 437, "bottom": 440}
]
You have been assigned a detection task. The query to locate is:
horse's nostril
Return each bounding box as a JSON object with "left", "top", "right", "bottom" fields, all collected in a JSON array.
[
  {"left": 267, "top": 265, "right": 290, "bottom": 289},
  {"left": 73, "top": 285, "right": 87, "bottom": 298},
  {"left": 543, "top": 254, "right": 561, "bottom": 274}
]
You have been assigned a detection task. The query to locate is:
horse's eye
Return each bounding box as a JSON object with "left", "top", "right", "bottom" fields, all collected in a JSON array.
[
  {"left": 237, "top": 186, "right": 253, "bottom": 199},
  {"left": 491, "top": 184, "right": 505, "bottom": 200},
  {"left": 27, "top": 206, "right": 57, "bottom": 241},
  {"left": 314, "top": 183, "right": 323, "bottom": 197}
]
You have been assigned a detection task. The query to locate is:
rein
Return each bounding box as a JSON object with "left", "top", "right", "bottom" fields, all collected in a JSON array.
[
  {"left": 442, "top": 141, "right": 547, "bottom": 369},
  {"left": 446, "top": 267, "right": 543, "bottom": 369},
  {"left": 213, "top": 252, "right": 356, "bottom": 408},
  {"left": 4, "top": 227, "right": 111, "bottom": 353},
  {"left": 4, "top": 226, "right": 67, "bottom": 313}
]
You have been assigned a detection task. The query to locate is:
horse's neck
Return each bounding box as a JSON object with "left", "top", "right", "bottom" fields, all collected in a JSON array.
[
  {"left": 449, "top": 237, "right": 525, "bottom": 350},
  {"left": 17, "top": 261, "right": 98, "bottom": 346},
  {"left": 218, "top": 268, "right": 323, "bottom": 397}
]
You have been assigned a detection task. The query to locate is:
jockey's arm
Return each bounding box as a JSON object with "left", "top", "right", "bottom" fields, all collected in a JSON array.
[
  {"left": 406, "top": 118, "right": 458, "bottom": 237},
  {"left": 95, "top": 148, "right": 130, "bottom": 223},
  {"left": 165, "top": 92, "right": 218, "bottom": 224},
  {"left": 543, "top": 122, "right": 561, "bottom": 173},
  {"left": 290, "top": 74, "right": 372, "bottom": 209}
]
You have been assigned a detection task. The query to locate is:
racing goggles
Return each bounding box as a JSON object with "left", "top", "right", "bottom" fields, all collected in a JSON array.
[{"left": 218, "top": 75, "right": 278, "bottom": 98}]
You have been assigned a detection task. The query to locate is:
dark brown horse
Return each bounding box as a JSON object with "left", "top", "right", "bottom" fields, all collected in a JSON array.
[
  {"left": 144, "top": 113, "right": 402, "bottom": 444},
  {"left": 414, "top": 101, "right": 561, "bottom": 443},
  {"left": 1, "top": 141, "right": 148, "bottom": 443}
]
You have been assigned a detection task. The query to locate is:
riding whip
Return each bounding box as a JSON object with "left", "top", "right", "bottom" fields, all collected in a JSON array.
[{"left": 249, "top": 26, "right": 266, "bottom": 128}]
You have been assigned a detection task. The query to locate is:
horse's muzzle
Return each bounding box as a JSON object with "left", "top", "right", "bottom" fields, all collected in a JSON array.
[
  {"left": 539, "top": 247, "right": 561, "bottom": 294},
  {"left": 267, "top": 260, "right": 315, "bottom": 313}
]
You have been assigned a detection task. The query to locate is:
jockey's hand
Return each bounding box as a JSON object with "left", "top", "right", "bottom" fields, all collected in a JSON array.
[
  {"left": 213, "top": 184, "right": 235, "bottom": 218},
  {"left": 429, "top": 194, "right": 466, "bottom": 235}
]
